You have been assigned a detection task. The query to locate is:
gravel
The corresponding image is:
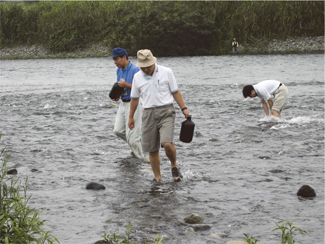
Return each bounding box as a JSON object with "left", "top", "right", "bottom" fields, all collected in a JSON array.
[{"left": 0, "top": 36, "right": 323, "bottom": 59}]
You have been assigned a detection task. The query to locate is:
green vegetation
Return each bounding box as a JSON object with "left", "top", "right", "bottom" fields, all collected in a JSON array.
[
  {"left": 0, "top": 135, "right": 59, "bottom": 244},
  {"left": 0, "top": 1, "right": 323, "bottom": 56},
  {"left": 99, "top": 220, "right": 307, "bottom": 244},
  {"left": 273, "top": 220, "right": 308, "bottom": 244},
  {"left": 244, "top": 233, "right": 260, "bottom": 244},
  {"left": 101, "top": 223, "right": 163, "bottom": 244},
  {"left": 244, "top": 220, "right": 308, "bottom": 244}
]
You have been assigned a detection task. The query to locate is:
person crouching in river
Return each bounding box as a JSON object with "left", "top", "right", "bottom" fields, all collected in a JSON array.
[{"left": 242, "top": 80, "right": 288, "bottom": 117}]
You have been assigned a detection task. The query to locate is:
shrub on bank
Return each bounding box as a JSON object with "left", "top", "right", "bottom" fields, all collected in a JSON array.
[
  {"left": 0, "top": 1, "right": 323, "bottom": 56},
  {"left": 0, "top": 135, "right": 59, "bottom": 244}
]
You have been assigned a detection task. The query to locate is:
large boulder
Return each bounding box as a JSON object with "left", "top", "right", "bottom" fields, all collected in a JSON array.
[{"left": 297, "top": 185, "right": 316, "bottom": 198}]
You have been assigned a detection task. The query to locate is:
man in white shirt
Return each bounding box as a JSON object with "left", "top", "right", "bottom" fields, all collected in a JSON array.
[
  {"left": 242, "top": 80, "right": 288, "bottom": 117},
  {"left": 128, "top": 49, "right": 190, "bottom": 182}
]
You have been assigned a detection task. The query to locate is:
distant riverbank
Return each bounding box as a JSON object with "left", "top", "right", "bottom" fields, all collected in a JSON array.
[{"left": 0, "top": 36, "right": 323, "bottom": 59}]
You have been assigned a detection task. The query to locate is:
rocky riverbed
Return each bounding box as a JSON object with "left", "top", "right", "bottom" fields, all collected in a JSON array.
[
  {"left": 0, "top": 36, "right": 323, "bottom": 59},
  {"left": 242, "top": 36, "right": 324, "bottom": 54}
]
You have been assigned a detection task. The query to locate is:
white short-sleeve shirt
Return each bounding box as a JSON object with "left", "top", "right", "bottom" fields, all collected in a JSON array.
[
  {"left": 131, "top": 64, "right": 178, "bottom": 108},
  {"left": 253, "top": 80, "right": 281, "bottom": 101}
]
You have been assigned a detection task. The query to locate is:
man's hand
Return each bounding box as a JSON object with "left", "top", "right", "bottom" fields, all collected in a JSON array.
[
  {"left": 128, "top": 117, "right": 135, "bottom": 130},
  {"left": 118, "top": 78, "right": 127, "bottom": 88},
  {"left": 129, "top": 98, "right": 139, "bottom": 130},
  {"left": 182, "top": 108, "right": 190, "bottom": 118}
]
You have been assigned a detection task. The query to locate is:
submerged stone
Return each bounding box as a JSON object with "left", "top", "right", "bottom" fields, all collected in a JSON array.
[
  {"left": 192, "top": 224, "right": 211, "bottom": 231},
  {"left": 86, "top": 182, "right": 105, "bottom": 190},
  {"left": 7, "top": 169, "right": 17, "bottom": 175},
  {"left": 94, "top": 241, "right": 108, "bottom": 244},
  {"left": 297, "top": 185, "right": 316, "bottom": 198},
  {"left": 226, "top": 242, "right": 249, "bottom": 244},
  {"left": 184, "top": 213, "right": 204, "bottom": 224},
  {"left": 185, "top": 227, "right": 197, "bottom": 235},
  {"left": 209, "top": 232, "right": 228, "bottom": 238},
  {"left": 269, "top": 169, "right": 285, "bottom": 173}
]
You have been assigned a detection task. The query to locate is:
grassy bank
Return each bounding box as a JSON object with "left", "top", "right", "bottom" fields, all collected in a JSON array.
[
  {"left": 0, "top": 36, "right": 323, "bottom": 60},
  {"left": 0, "top": 1, "right": 324, "bottom": 57}
]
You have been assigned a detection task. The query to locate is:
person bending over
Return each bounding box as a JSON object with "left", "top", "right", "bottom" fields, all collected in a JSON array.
[{"left": 242, "top": 80, "right": 288, "bottom": 117}]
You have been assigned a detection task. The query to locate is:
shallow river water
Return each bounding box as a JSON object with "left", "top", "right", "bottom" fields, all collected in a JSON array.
[{"left": 0, "top": 54, "right": 324, "bottom": 244}]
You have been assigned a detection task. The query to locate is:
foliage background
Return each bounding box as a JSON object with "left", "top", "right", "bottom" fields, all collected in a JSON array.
[{"left": 0, "top": 1, "right": 324, "bottom": 56}]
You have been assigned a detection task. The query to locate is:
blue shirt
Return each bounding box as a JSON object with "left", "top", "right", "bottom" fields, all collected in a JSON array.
[{"left": 116, "top": 61, "right": 140, "bottom": 100}]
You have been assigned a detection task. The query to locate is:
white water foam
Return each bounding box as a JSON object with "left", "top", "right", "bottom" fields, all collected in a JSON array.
[
  {"left": 265, "top": 115, "right": 324, "bottom": 130},
  {"left": 259, "top": 115, "right": 282, "bottom": 123},
  {"left": 286, "top": 115, "right": 324, "bottom": 125}
]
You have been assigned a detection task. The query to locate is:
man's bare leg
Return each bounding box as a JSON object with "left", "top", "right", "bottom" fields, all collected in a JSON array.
[
  {"left": 149, "top": 151, "right": 161, "bottom": 181},
  {"left": 162, "top": 142, "right": 177, "bottom": 168},
  {"left": 162, "top": 142, "right": 182, "bottom": 181},
  {"left": 271, "top": 109, "right": 281, "bottom": 117}
]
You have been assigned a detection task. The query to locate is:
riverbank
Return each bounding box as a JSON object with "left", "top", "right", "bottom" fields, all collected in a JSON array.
[{"left": 0, "top": 36, "right": 323, "bottom": 59}]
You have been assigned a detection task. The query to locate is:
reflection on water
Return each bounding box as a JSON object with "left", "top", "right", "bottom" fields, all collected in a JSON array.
[{"left": 0, "top": 54, "right": 324, "bottom": 244}]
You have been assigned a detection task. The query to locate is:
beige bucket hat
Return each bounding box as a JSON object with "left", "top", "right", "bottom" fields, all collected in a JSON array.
[{"left": 136, "top": 49, "right": 157, "bottom": 67}]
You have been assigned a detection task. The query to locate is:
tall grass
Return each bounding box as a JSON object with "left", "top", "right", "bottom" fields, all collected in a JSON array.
[
  {"left": 0, "top": 135, "right": 59, "bottom": 243},
  {"left": 0, "top": 1, "right": 323, "bottom": 55}
]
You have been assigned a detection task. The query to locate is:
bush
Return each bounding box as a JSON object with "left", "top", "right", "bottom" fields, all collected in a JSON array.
[
  {"left": 107, "top": 2, "right": 217, "bottom": 56},
  {"left": 0, "top": 1, "right": 323, "bottom": 55},
  {"left": 0, "top": 135, "right": 59, "bottom": 244}
]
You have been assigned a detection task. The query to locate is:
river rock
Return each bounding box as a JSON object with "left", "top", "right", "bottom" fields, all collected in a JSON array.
[
  {"left": 184, "top": 213, "right": 204, "bottom": 224},
  {"left": 226, "top": 242, "right": 249, "bottom": 244},
  {"left": 94, "top": 241, "right": 108, "bottom": 244},
  {"left": 185, "top": 227, "right": 197, "bottom": 235},
  {"left": 297, "top": 185, "right": 316, "bottom": 198},
  {"left": 1, "top": 36, "right": 323, "bottom": 59},
  {"left": 7, "top": 169, "right": 18, "bottom": 175},
  {"left": 269, "top": 169, "right": 285, "bottom": 173},
  {"left": 192, "top": 224, "right": 211, "bottom": 231},
  {"left": 209, "top": 232, "right": 228, "bottom": 238},
  {"left": 86, "top": 182, "right": 105, "bottom": 190}
]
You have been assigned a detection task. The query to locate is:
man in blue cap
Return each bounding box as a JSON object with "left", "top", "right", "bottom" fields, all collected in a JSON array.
[{"left": 110, "top": 48, "right": 146, "bottom": 160}]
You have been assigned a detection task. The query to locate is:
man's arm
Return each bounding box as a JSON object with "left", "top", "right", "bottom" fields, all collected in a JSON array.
[
  {"left": 128, "top": 98, "right": 139, "bottom": 130},
  {"left": 261, "top": 98, "right": 270, "bottom": 116},
  {"left": 172, "top": 90, "right": 190, "bottom": 118},
  {"left": 267, "top": 98, "right": 273, "bottom": 110}
]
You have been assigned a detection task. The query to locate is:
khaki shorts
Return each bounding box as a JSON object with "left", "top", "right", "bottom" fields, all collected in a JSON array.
[
  {"left": 273, "top": 84, "right": 288, "bottom": 112},
  {"left": 142, "top": 104, "right": 175, "bottom": 152}
]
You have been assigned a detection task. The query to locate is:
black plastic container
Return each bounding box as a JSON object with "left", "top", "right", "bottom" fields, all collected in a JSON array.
[
  {"left": 180, "top": 115, "right": 195, "bottom": 143},
  {"left": 109, "top": 82, "right": 124, "bottom": 100}
]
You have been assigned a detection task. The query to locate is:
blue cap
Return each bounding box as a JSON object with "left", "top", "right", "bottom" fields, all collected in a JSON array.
[{"left": 111, "top": 48, "right": 128, "bottom": 57}]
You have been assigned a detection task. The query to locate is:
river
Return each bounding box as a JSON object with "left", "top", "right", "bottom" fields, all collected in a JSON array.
[{"left": 0, "top": 54, "right": 324, "bottom": 244}]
